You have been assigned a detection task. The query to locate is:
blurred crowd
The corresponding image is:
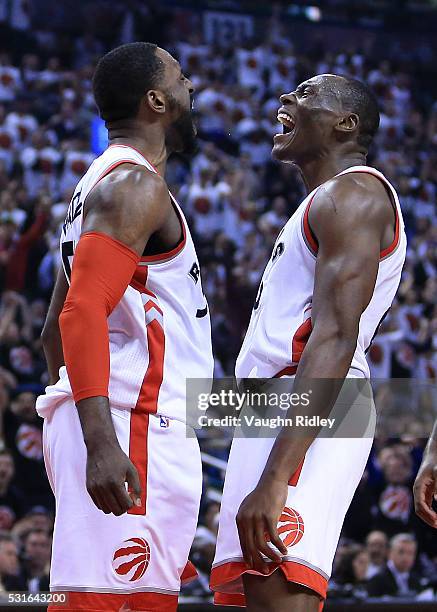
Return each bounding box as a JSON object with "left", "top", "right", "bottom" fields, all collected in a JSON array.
[{"left": 0, "top": 0, "right": 436, "bottom": 603}]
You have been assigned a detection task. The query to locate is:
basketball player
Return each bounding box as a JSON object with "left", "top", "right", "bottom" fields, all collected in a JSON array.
[
  {"left": 414, "top": 420, "right": 437, "bottom": 528},
  {"left": 210, "top": 74, "right": 406, "bottom": 611},
  {"left": 38, "top": 43, "right": 213, "bottom": 611}
]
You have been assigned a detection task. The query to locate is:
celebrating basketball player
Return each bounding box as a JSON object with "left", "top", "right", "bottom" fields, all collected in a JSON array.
[
  {"left": 211, "top": 75, "right": 406, "bottom": 611},
  {"left": 38, "top": 43, "right": 213, "bottom": 611},
  {"left": 414, "top": 419, "right": 437, "bottom": 529}
]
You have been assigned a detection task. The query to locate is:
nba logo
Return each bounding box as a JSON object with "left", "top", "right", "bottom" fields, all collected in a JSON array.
[{"left": 160, "top": 416, "right": 169, "bottom": 428}]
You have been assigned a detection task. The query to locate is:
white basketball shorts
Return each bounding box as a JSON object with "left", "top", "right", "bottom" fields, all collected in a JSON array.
[
  {"left": 210, "top": 377, "right": 375, "bottom": 608},
  {"left": 42, "top": 399, "right": 202, "bottom": 611}
]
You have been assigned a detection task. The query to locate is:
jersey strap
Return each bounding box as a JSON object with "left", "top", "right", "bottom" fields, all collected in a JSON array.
[{"left": 301, "top": 167, "right": 400, "bottom": 260}]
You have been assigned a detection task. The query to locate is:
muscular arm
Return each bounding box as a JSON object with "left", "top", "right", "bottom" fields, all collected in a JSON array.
[
  {"left": 41, "top": 268, "right": 68, "bottom": 384},
  {"left": 60, "top": 165, "right": 172, "bottom": 515},
  {"left": 236, "top": 173, "right": 394, "bottom": 571}
]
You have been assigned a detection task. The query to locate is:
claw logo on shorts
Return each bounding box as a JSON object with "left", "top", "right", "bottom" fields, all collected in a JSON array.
[
  {"left": 112, "top": 538, "right": 150, "bottom": 582},
  {"left": 278, "top": 507, "right": 304, "bottom": 547}
]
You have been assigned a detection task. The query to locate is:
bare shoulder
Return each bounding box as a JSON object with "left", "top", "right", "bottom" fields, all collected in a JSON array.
[
  {"left": 86, "top": 163, "right": 171, "bottom": 219},
  {"left": 82, "top": 163, "right": 172, "bottom": 252},
  {"left": 310, "top": 169, "right": 392, "bottom": 228}
]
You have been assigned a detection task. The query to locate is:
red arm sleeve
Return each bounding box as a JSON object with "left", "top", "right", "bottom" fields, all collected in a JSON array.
[{"left": 59, "top": 232, "right": 140, "bottom": 403}]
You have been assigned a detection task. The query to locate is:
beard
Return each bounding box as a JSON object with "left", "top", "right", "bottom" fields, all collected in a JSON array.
[{"left": 166, "top": 95, "right": 198, "bottom": 156}]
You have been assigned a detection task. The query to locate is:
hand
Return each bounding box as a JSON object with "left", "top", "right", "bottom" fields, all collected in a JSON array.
[
  {"left": 36, "top": 195, "right": 52, "bottom": 216},
  {"left": 86, "top": 442, "right": 142, "bottom": 516},
  {"left": 236, "top": 477, "right": 288, "bottom": 574},
  {"left": 413, "top": 454, "right": 437, "bottom": 529}
]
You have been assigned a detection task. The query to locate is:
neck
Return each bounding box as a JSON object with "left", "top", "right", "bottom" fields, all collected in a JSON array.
[
  {"left": 107, "top": 119, "right": 169, "bottom": 176},
  {"left": 298, "top": 151, "right": 367, "bottom": 193}
]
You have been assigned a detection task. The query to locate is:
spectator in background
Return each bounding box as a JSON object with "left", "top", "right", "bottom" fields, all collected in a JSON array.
[
  {"left": 373, "top": 446, "right": 415, "bottom": 537},
  {"left": 0, "top": 532, "right": 19, "bottom": 591},
  {"left": 22, "top": 507, "right": 53, "bottom": 535},
  {"left": 367, "top": 533, "right": 424, "bottom": 597},
  {"left": 5, "top": 528, "right": 50, "bottom": 592},
  {"left": 4, "top": 197, "right": 49, "bottom": 294},
  {"left": 2, "top": 392, "right": 52, "bottom": 510},
  {"left": 0, "top": 450, "right": 25, "bottom": 531},
  {"left": 329, "top": 544, "right": 369, "bottom": 599},
  {"left": 365, "top": 531, "right": 389, "bottom": 579}
]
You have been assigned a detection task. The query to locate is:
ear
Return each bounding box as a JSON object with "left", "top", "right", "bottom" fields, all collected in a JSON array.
[
  {"left": 336, "top": 113, "right": 359, "bottom": 134},
  {"left": 145, "top": 90, "right": 166, "bottom": 114}
]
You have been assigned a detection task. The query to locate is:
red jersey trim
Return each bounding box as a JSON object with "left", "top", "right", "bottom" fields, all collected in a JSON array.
[
  {"left": 88, "top": 159, "right": 139, "bottom": 193},
  {"left": 181, "top": 560, "right": 198, "bottom": 584},
  {"left": 288, "top": 457, "right": 305, "bottom": 487},
  {"left": 274, "top": 365, "right": 298, "bottom": 378},
  {"left": 127, "top": 412, "right": 149, "bottom": 516},
  {"left": 302, "top": 195, "right": 319, "bottom": 256},
  {"left": 301, "top": 169, "right": 400, "bottom": 261},
  {"left": 214, "top": 591, "right": 324, "bottom": 611},
  {"left": 48, "top": 590, "right": 178, "bottom": 611},
  {"left": 349, "top": 169, "right": 400, "bottom": 260},
  {"left": 108, "top": 143, "right": 160, "bottom": 174},
  {"left": 210, "top": 559, "right": 327, "bottom": 603},
  {"left": 380, "top": 205, "right": 400, "bottom": 259},
  {"left": 140, "top": 207, "right": 187, "bottom": 264}
]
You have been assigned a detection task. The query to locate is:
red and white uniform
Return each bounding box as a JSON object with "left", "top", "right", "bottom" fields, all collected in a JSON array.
[
  {"left": 38, "top": 144, "right": 213, "bottom": 422},
  {"left": 236, "top": 166, "right": 406, "bottom": 381},
  {"left": 36, "top": 144, "right": 213, "bottom": 610},
  {"left": 211, "top": 166, "right": 406, "bottom": 608}
]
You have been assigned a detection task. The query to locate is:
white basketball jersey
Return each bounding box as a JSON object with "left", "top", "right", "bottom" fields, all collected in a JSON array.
[
  {"left": 236, "top": 166, "right": 407, "bottom": 380},
  {"left": 37, "top": 144, "right": 213, "bottom": 422}
]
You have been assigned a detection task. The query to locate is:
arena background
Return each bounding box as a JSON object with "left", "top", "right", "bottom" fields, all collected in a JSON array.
[{"left": 0, "top": 0, "right": 436, "bottom": 609}]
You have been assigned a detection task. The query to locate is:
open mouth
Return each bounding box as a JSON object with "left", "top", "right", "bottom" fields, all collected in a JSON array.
[{"left": 277, "top": 111, "right": 296, "bottom": 135}]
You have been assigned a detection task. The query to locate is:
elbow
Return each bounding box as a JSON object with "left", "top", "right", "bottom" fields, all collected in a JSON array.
[
  {"left": 58, "top": 300, "right": 79, "bottom": 337},
  {"left": 58, "top": 296, "right": 108, "bottom": 340},
  {"left": 312, "top": 322, "right": 359, "bottom": 356}
]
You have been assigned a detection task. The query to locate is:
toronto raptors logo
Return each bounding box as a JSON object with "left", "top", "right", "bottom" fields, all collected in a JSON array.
[
  {"left": 112, "top": 538, "right": 151, "bottom": 582},
  {"left": 277, "top": 507, "right": 304, "bottom": 547}
]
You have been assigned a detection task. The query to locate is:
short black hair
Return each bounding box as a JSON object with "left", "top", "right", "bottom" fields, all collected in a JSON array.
[
  {"left": 337, "top": 76, "right": 380, "bottom": 150},
  {"left": 92, "top": 42, "right": 165, "bottom": 123}
]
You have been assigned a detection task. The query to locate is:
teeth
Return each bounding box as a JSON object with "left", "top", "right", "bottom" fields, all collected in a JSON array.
[{"left": 277, "top": 112, "right": 295, "bottom": 129}]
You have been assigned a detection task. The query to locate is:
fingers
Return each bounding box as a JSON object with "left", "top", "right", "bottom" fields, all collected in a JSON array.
[
  {"left": 126, "top": 462, "right": 142, "bottom": 508},
  {"left": 102, "top": 488, "right": 127, "bottom": 516},
  {"left": 86, "top": 454, "right": 143, "bottom": 516},
  {"left": 236, "top": 512, "right": 253, "bottom": 569},
  {"left": 88, "top": 481, "right": 128, "bottom": 515},
  {"left": 237, "top": 511, "right": 287, "bottom": 574},
  {"left": 265, "top": 517, "right": 288, "bottom": 557},
  {"left": 244, "top": 518, "right": 267, "bottom": 573},
  {"left": 254, "top": 517, "right": 280, "bottom": 569},
  {"left": 88, "top": 486, "right": 111, "bottom": 514},
  {"left": 110, "top": 483, "right": 134, "bottom": 515},
  {"left": 414, "top": 475, "right": 437, "bottom": 529}
]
